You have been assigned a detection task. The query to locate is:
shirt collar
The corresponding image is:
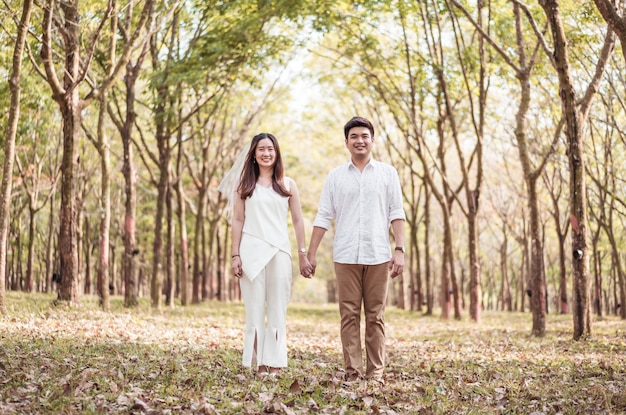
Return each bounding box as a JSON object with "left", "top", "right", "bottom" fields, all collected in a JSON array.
[{"left": 348, "top": 157, "right": 377, "bottom": 170}]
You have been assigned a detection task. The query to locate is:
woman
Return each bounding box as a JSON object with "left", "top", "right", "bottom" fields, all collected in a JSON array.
[{"left": 230, "top": 132, "right": 312, "bottom": 376}]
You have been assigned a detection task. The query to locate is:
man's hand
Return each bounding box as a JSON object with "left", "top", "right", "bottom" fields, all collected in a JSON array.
[{"left": 389, "top": 251, "right": 404, "bottom": 278}]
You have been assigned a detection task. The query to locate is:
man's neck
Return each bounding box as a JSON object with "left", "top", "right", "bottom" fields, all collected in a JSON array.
[{"left": 351, "top": 155, "right": 371, "bottom": 172}]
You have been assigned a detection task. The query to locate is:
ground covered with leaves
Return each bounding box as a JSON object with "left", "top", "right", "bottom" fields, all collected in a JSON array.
[{"left": 1, "top": 292, "right": 625, "bottom": 414}]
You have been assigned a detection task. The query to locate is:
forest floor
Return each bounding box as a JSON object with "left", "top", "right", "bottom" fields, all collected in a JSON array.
[{"left": 1, "top": 292, "right": 625, "bottom": 414}]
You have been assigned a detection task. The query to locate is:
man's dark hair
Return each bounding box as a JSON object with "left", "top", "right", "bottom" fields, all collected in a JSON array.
[{"left": 344, "top": 116, "right": 374, "bottom": 139}]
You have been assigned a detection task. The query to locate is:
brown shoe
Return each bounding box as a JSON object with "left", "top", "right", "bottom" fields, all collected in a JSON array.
[{"left": 342, "top": 372, "right": 361, "bottom": 387}]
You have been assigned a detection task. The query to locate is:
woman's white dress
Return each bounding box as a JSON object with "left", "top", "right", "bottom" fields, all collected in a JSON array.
[{"left": 239, "top": 180, "right": 292, "bottom": 368}]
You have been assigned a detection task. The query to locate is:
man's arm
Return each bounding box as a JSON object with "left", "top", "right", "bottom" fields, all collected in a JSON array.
[
  {"left": 389, "top": 219, "right": 405, "bottom": 278},
  {"left": 307, "top": 226, "right": 327, "bottom": 276}
]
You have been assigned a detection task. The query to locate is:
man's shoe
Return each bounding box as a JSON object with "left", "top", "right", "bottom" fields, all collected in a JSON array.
[{"left": 342, "top": 373, "right": 361, "bottom": 387}]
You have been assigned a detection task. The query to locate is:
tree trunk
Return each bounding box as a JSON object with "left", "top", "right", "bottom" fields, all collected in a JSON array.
[
  {"left": 166, "top": 185, "right": 176, "bottom": 307},
  {"left": 605, "top": 231, "right": 626, "bottom": 319},
  {"left": 150, "top": 74, "right": 170, "bottom": 308},
  {"left": 0, "top": 0, "right": 33, "bottom": 314},
  {"left": 175, "top": 137, "right": 191, "bottom": 306},
  {"left": 468, "top": 194, "right": 481, "bottom": 322},
  {"left": 592, "top": 227, "right": 603, "bottom": 317},
  {"left": 558, "top": 229, "right": 568, "bottom": 314},
  {"left": 95, "top": 0, "right": 119, "bottom": 312},
  {"left": 120, "top": 62, "right": 142, "bottom": 308},
  {"left": 192, "top": 185, "right": 207, "bottom": 304},
  {"left": 440, "top": 207, "right": 453, "bottom": 319},
  {"left": 97, "top": 94, "right": 111, "bottom": 311},
  {"left": 424, "top": 185, "right": 433, "bottom": 315},
  {"left": 540, "top": 0, "right": 592, "bottom": 339},
  {"left": 25, "top": 205, "right": 36, "bottom": 292},
  {"left": 528, "top": 182, "right": 547, "bottom": 336},
  {"left": 84, "top": 216, "right": 91, "bottom": 295},
  {"left": 151, "top": 126, "right": 169, "bottom": 309},
  {"left": 45, "top": 193, "right": 56, "bottom": 293},
  {"left": 56, "top": 96, "right": 81, "bottom": 304}
]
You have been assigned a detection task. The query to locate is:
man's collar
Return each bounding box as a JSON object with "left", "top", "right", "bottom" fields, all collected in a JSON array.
[{"left": 349, "top": 157, "right": 376, "bottom": 169}]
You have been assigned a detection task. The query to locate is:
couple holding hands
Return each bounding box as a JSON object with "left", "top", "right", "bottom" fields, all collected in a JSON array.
[{"left": 222, "top": 116, "right": 406, "bottom": 385}]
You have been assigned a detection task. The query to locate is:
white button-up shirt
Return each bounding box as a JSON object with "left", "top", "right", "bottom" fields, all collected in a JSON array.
[{"left": 313, "top": 158, "right": 406, "bottom": 265}]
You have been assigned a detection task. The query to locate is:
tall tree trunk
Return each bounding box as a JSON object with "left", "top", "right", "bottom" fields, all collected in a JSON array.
[
  {"left": 440, "top": 206, "right": 453, "bottom": 319},
  {"left": 557, "top": 227, "right": 568, "bottom": 314},
  {"left": 605, "top": 230, "right": 626, "bottom": 319},
  {"left": 0, "top": 0, "right": 33, "bottom": 314},
  {"left": 95, "top": 0, "right": 119, "bottom": 312},
  {"left": 25, "top": 205, "right": 36, "bottom": 292},
  {"left": 40, "top": 0, "right": 81, "bottom": 304},
  {"left": 45, "top": 193, "right": 56, "bottom": 293},
  {"left": 527, "top": 181, "right": 547, "bottom": 336},
  {"left": 540, "top": 0, "right": 614, "bottom": 339},
  {"left": 424, "top": 185, "right": 433, "bottom": 315},
  {"left": 166, "top": 185, "right": 176, "bottom": 307},
  {"left": 510, "top": 4, "right": 547, "bottom": 336},
  {"left": 97, "top": 94, "right": 111, "bottom": 310},
  {"left": 175, "top": 135, "right": 190, "bottom": 306},
  {"left": 151, "top": 116, "right": 169, "bottom": 309},
  {"left": 56, "top": 100, "right": 81, "bottom": 304},
  {"left": 467, "top": 195, "right": 481, "bottom": 321},
  {"left": 591, "top": 226, "right": 603, "bottom": 317},
  {"left": 192, "top": 149, "right": 209, "bottom": 304},
  {"left": 149, "top": 7, "right": 177, "bottom": 309},
  {"left": 120, "top": 61, "right": 143, "bottom": 309},
  {"left": 84, "top": 216, "right": 91, "bottom": 295}
]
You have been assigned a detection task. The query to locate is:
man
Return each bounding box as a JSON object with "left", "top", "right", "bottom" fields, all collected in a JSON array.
[{"left": 307, "top": 116, "right": 406, "bottom": 385}]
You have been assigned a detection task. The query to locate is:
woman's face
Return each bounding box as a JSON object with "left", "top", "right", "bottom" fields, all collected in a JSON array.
[{"left": 255, "top": 137, "right": 276, "bottom": 168}]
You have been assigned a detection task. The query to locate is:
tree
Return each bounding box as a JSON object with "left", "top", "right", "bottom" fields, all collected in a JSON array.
[
  {"left": 0, "top": 0, "right": 33, "bottom": 314},
  {"left": 36, "top": 0, "right": 154, "bottom": 305},
  {"left": 15, "top": 149, "right": 58, "bottom": 292},
  {"left": 538, "top": 0, "right": 616, "bottom": 339}
]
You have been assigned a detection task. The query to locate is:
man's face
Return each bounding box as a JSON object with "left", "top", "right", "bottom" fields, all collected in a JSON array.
[{"left": 345, "top": 126, "right": 373, "bottom": 159}]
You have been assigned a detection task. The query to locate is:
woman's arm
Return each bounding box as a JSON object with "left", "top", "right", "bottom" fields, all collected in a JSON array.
[
  {"left": 231, "top": 190, "right": 245, "bottom": 278},
  {"left": 287, "top": 178, "right": 312, "bottom": 277}
]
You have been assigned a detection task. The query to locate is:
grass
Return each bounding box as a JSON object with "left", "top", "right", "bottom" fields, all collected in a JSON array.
[{"left": 1, "top": 292, "right": 625, "bottom": 414}]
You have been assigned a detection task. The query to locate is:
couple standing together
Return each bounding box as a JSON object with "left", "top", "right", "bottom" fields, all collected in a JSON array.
[{"left": 226, "top": 116, "right": 406, "bottom": 385}]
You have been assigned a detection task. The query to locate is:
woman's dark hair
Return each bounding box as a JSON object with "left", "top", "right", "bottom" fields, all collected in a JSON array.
[
  {"left": 343, "top": 116, "right": 375, "bottom": 139},
  {"left": 237, "top": 132, "right": 291, "bottom": 199}
]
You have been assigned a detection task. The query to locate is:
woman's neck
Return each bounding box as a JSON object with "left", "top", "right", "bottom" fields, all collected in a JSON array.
[{"left": 257, "top": 168, "right": 273, "bottom": 186}]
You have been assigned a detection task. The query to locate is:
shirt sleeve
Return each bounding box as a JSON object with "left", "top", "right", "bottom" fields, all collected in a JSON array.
[
  {"left": 388, "top": 167, "right": 406, "bottom": 223},
  {"left": 313, "top": 171, "right": 335, "bottom": 230}
]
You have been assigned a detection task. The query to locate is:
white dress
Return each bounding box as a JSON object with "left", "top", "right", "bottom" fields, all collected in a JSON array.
[{"left": 239, "top": 179, "right": 292, "bottom": 368}]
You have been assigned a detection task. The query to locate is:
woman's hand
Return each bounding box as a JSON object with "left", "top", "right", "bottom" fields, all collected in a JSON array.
[
  {"left": 299, "top": 256, "right": 313, "bottom": 279},
  {"left": 232, "top": 256, "right": 243, "bottom": 279}
]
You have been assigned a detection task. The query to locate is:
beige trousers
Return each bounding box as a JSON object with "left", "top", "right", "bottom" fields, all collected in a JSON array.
[{"left": 334, "top": 262, "right": 389, "bottom": 379}]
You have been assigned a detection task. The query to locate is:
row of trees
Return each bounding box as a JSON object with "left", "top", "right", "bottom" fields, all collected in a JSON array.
[
  {"left": 1, "top": 0, "right": 625, "bottom": 340},
  {"left": 305, "top": 0, "right": 626, "bottom": 339}
]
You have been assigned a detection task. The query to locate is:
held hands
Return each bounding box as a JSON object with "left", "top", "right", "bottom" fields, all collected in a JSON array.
[
  {"left": 389, "top": 250, "right": 405, "bottom": 279},
  {"left": 299, "top": 254, "right": 313, "bottom": 279}
]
